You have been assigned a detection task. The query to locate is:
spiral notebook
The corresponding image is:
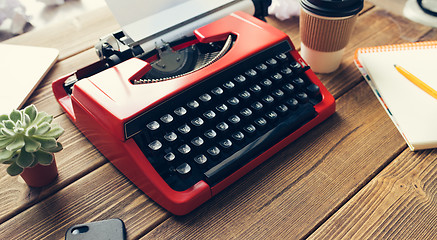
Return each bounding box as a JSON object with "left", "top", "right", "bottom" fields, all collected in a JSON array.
[
  {"left": 0, "top": 44, "right": 58, "bottom": 114},
  {"left": 354, "top": 41, "right": 437, "bottom": 151}
]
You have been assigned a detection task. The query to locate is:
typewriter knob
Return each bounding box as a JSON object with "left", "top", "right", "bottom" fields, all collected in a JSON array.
[{"left": 95, "top": 35, "right": 120, "bottom": 60}]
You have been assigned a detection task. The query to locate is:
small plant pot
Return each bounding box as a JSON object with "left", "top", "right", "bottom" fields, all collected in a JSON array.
[{"left": 20, "top": 158, "right": 58, "bottom": 187}]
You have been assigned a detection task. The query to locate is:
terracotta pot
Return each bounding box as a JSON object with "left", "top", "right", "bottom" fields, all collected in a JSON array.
[{"left": 20, "top": 159, "right": 58, "bottom": 187}]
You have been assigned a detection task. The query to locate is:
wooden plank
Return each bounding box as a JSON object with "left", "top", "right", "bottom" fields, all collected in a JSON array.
[
  {"left": 0, "top": 163, "right": 169, "bottom": 240},
  {"left": 368, "top": 0, "right": 407, "bottom": 16},
  {"left": 420, "top": 28, "right": 437, "bottom": 41},
  {"left": 1, "top": 79, "right": 405, "bottom": 240},
  {"left": 3, "top": 7, "right": 120, "bottom": 61},
  {"left": 138, "top": 80, "right": 406, "bottom": 239},
  {"left": 309, "top": 149, "right": 437, "bottom": 239},
  {"left": 0, "top": 2, "right": 431, "bottom": 239},
  {"left": 0, "top": 114, "right": 106, "bottom": 224}
]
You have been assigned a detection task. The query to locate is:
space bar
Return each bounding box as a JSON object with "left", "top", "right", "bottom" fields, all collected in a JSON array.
[{"left": 204, "top": 103, "right": 317, "bottom": 186}]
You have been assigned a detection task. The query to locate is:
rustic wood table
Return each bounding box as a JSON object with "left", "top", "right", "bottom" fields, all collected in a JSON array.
[{"left": 1, "top": 1, "right": 437, "bottom": 239}]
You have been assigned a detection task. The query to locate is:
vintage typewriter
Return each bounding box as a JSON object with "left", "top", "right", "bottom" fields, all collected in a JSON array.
[{"left": 52, "top": 0, "right": 335, "bottom": 215}]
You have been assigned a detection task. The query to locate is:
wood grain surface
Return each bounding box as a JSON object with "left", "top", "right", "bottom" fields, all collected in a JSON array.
[{"left": 1, "top": 1, "right": 436, "bottom": 239}]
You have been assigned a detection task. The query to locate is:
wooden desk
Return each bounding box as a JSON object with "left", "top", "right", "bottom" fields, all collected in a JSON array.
[{"left": 1, "top": 2, "right": 437, "bottom": 239}]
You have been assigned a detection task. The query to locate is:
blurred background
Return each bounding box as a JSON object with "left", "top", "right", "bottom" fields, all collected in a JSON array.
[
  {"left": 1, "top": 0, "right": 435, "bottom": 42},
  {"left": 0, "top": 0, "right": 105, "bottom": 41}
]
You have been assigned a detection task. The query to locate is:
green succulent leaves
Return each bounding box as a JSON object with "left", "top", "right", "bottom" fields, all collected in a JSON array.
[{"left": 0, "top": 105, "right": 64, "bottom": 176}]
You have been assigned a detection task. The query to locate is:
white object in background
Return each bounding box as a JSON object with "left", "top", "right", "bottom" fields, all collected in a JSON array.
[
  {"left": 403, "top": 0, "right": 437, "bottom": 28},
  {"left": 0, "top": 0, "right": 29, "bottom": 34},
  {"left": 104, "top": 0, "right": 255, "bottom": 53},
  {"left": 0, "top": 44, "right": 59, "bottom": 114},
  {"left": 36, "top": 0, "right": 65, "bottom": 6},
  {"left": 268, "top": 0, "right": 300, "bottom": 20}
]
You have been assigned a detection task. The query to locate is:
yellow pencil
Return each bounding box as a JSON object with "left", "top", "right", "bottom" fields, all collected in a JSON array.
[{"left": 394, "top": 64, "right": 437, "bottom": 100}]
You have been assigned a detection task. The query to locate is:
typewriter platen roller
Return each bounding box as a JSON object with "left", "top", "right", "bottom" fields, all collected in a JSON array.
[{"left": 52, "top": 0, "right": 335, "bottom": 215}]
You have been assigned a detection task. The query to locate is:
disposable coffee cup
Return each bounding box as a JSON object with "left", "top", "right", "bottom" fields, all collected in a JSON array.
[{"left": 299, "top": 0, "right": 364, "bottom": 73}]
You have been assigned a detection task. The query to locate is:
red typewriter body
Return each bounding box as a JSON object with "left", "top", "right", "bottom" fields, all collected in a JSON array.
[{"left": 52, "top": 11, "right": 335, "bottom": 215}]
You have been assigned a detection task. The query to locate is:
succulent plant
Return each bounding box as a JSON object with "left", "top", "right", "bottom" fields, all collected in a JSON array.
[{"left": 0, "top": 105, "right": 64, "bottom": 176}]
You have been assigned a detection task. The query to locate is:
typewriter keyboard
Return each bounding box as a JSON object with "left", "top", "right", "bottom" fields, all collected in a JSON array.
[{"left": 132, "top": 41, "right": 322, "bottom": 191}]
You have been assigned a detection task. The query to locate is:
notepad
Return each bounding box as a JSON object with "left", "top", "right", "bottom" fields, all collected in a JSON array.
[
  {"left": 354, "top": 41, "right": 437, "bottom": 151},
  {"left": 0, "top": 44, "right": 58, "bottom": 114}
]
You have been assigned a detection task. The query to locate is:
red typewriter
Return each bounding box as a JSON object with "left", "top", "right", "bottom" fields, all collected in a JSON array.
[{"left": 52, "top": 0, "right": 335, "bottom": 215}]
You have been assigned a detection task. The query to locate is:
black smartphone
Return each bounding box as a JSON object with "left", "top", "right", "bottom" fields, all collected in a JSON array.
[{"left": 65, "top": 218, "right": 126, "bottom": 240}]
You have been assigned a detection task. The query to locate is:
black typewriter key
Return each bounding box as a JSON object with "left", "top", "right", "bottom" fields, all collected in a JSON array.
[
  {"left": 223, "top": 81, "right": 235, "bottom": 90},
  {"left": 255, "top": 63, "right": 268, "bottom": 75},
  {"left": 276, "top": 53, "right": 288, "bottom": 62},
  {"left": 178, "top": 144, "right": 191, "bottom": 154},
  {"left": 146, "top": 121, "right": 160, "bottom": 131},
  {"left": 296, "top": 92, "right": 309, "bottom": 103},
  {"left": 254, "top": 117, "right": 267, "bottom": 127},
  {"left": 160, "top": 114, "right": 174, "bottom": 124},
  {"left": 260, "top": 79, "right": 273, "bottom": 88},
  {"left": 240, "top": 108, "right": 253, "bottom": 117},
  {"left": 293, "top": 78, "right": 306, "bottom": 88},
  {"left": 178, "top": 124, "right": 191, "bottom": 134},
  {"left": 251, "top": 101, "right": 264, "bottom": 111},
  {"left": 199, "top": 93, "right": 212, "bottom": 102},
  {"left": 286, "top": 98, "right": 299, "bottom": 110},
  {"left": 232, "top": 131, "right": 245, "bottom": 141},
  {"left": 282, "top": 83, "right": 295, "bottom": 93},
  {"left": 174, "top": 107, "right": 187, "bottom": 116},
  {"left": 194, "top": 154, "right": 207, "bottom": 164},
  {"left": 270, "top": 73, "right": 283, "bottom": 83},
  {"left": 187, "top": 100, "right": 200, "bottom": 109},
  {"left": 266, "top": 111, "right": 278, "bottom": 121},
  {"left": 227, "top": 97, "right": 240, "bottom": 106},
  {"left": 219, "top": 139, "right": 233, "bottom": 149},
  {"left": 207, "top": 146, "right": 221, "bottom": 156},
  {"left": 216, "top": 122, "right": 229, "bottom": 132},
  {"left": 249, "top": 84, "right": 262, "bottom": 94},
  {"left": 164, "top": 152, "right": 176, "bottom": 162},
  {"left": 243, "top": 124, "right": 257, "bottom": 134},
  {"left": 164, "top": 132, "right": 178, "bottom": 142},
  {"left": 262, "top": 95, "right": 275, "bottom": 105},
  {"left": 276, "top": 104, "right": 289, "bottom": 114},
  {"left": 204, "top": 129, "right": 217, "bottom": 139},
  {"left": 191, "top": 117, "right": 204, "bottom": 127},
  {"left": 234, "top": 75, "right": 246, "bottom": 83},
  {"left": 290, "top": 61, "right": 302, "bottom": 70},
  {"left": 203, "top": 110, "right": 216, "bottom": 120},
  {"left": 228, "top": 115, "right": 241, "bottom": 125},
  {"left": 272, "top": 89, "right": 285, "bottom": 99},
  {"left": 211, "top": 87, "right": 224, "bottom": 96},
  {"left": 191, "top": 137, "right": 204, "bottom": 147},
  {"left": 238, "top": 90, "right": 251, "bottom": 100},
  {"left": 266, "top": 58, "right": 278, "bottom": 68},
  {"left": 245, "top": 69, "right": 257, "bottom": 79},
  {"left": 148, "top": 140, "right": 162, "bottom": 151},
  {"left": 216, "top": 104, "right": 228, "bottom": 113},
  {"left": 280, "top": 67, "right": 293, "bottom": 78},
  {"left": 176, "top": 163, "right": 191, "bottom": 175},
  {"left": 306, "top": 84, "right": 321, "bottom": 97}
]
